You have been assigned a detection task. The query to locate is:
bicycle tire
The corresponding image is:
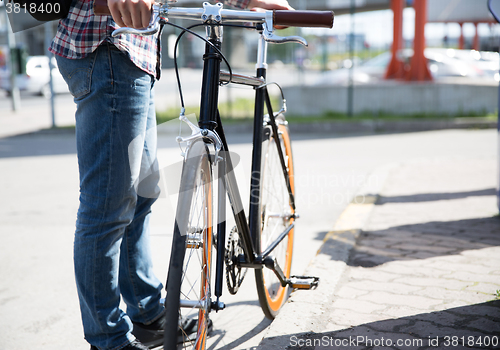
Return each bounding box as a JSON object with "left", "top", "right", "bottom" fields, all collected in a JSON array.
[
  {"left": 254, "top": 116, "right": 295, "bottom": 319},
  {"left": 164, "top": 140, "right": 213, "bottom": 350}
]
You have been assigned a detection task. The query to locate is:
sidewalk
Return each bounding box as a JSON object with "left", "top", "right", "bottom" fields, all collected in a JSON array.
[
  {"left": 259, "top": 158, "right": 500, "bottom": 349},
  {"left": 0, "top": 98, "right": 76, "bottom": 138}
]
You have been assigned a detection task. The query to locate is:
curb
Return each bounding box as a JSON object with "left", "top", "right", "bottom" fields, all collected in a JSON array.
[
  {"left": 285, "top": 117, "right": 496, "bottom": 135},
  {"left": 257, "top": 163, "right": 398, "bottom": 350}
]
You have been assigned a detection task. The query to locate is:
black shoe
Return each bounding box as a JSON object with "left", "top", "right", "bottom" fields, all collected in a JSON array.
[
  {"left": 177, "top": 317, "right": 213, "bottom": 344},
  {"left": 132, "top": 312, "right": 213, "bottom": 347},
  {"left": 132, "top": 311, "right": 166, "bottom": 348},
  {"left": 90, "top": 340, "right": 150, "bottom": 350}
]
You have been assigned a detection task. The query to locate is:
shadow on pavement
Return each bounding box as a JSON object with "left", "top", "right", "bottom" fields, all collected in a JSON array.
[
  {"left": 313, "top": 231, "right": 329, "bottom": 242},
  {"left": 0, "top": 122, "right": 398, "bottom": 159},
  {"left": 348, "top": 215, "right": 500, "bottom": 268},
  {"left": 209, "top": 316, "right": 272, "bottom": 350},
  {"left": 264, "top": 300, "right": 500, "bottom": 350},
  {"left": 377, "top": 188, "right": 497, "bottom": 204},
  {"left": 0, "top": 129, "right": 77, "bottom": 158}
]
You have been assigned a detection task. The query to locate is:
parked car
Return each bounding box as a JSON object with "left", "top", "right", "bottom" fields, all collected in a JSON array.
[
  {"left": 315, "top": 48, "right": 495, "bottom": 85},
  {"left": 0, "top": 55, "right": 69, "bottom": 98},
  {"left": 432, "top": 48, "right": 500, "bottom": 82}
]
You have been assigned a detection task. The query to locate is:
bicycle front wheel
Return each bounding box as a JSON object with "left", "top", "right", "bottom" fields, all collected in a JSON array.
[
  {"left": 164, "top": 140, "right": 213, "bottom": 350},
  {"left": 254, "top": 117, "right": 295, "bottom": 319}
]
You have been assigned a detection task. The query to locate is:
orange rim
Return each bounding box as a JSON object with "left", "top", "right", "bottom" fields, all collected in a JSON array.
[
  {"left": 263, "top": 124, "right": 294, "bottom": 312},
  {"left": 195, "top": 168, "right": 212, "bottom": 350}
]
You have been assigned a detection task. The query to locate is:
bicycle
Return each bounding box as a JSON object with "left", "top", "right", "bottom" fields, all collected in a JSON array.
[{"left": 94, "top": 1, "right": 333, "bottom": 349}]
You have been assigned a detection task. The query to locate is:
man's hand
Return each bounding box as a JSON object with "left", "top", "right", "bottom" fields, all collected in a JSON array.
[
  {"left": 247, "top": 0, "right": 293, "bottom": 29},
  {"left": 108, "top": 0, "right": 153, "bottom": 29},
  {"left": 247, "top": 0, "right": 293, "bottom": 10}
]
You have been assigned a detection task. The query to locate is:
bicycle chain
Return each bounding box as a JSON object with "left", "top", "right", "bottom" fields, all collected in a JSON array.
[{"left": 225, "top": 226, "right": 247, "bottom": 295}]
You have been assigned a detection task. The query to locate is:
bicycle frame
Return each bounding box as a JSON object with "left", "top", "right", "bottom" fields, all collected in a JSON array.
[{"left": 194, "top": 23, "right": 297, "bottom": 307}]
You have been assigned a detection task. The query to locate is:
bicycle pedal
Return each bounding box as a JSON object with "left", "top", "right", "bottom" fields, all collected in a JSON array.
[{"left": 288, "top": 275, "right": 320, "bottom": 290}]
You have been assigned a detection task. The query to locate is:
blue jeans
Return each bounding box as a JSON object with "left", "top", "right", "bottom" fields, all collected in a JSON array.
[{"left": 56, "top": 43, "right": 163, "bottom": 350}]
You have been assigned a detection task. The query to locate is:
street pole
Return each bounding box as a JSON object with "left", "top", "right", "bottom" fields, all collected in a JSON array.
[
  {"left": 487, "top": 0, "right": 500, "bottom": 212},
  {"left": 297, "top": 0, "right": 306, "bottom": 86},
  {"left": 44, "top": 22, "right": 56, "bottom": 128},
  {"left": 347, "top": 0, "right": 355, "bottom": 117},
  {"left": 2, "top": 3, "right": 21, "bottom": 111},
  {"left": 497, "top": 23, "right": 500, "bottom": 213}
]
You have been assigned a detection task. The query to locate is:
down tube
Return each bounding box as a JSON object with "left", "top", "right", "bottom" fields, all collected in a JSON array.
[{"left": 215, "top": 113, "right": 255, "bottom": 263}]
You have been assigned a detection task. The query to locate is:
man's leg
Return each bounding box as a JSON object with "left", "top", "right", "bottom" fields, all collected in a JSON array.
[
  {"left": 56, "top": 43, "right": 162, "bottom": 350},
  {"left": 118, "top": 79, "right": 164, "bottom": 324}
]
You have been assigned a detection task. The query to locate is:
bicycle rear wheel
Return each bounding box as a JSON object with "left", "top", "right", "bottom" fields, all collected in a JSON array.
[
  {"left": 254, "top": 116, "right": 295, "bottom": 319},
  {"left": 164, "top": 140, "right": 213, "bottom": 350}
]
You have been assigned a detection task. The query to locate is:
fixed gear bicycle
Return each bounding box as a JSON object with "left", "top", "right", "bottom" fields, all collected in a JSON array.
[{"left": 94, "top": 1, "right": 334, "bottom": 349}]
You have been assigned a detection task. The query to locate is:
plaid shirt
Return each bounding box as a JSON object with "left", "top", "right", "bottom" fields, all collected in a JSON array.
[
  {"left": 50, "top": 0, "right": 250, "bottom": 78},
  {"left": 225, "top": 0, "right": 250, "bottom": 8}
]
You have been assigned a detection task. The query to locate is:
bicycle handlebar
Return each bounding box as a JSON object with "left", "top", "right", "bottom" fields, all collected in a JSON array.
[{"left": 93, "top": 0, "right": 334, "bottom": 29}]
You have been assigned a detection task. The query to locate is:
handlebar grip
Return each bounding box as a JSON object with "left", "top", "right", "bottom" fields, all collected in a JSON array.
[
  {"left": 93, "top": 0, "right": 111, "bottom": 16},
  {"left": 273, "top": 10, "right": 334, "bottom": 28}
]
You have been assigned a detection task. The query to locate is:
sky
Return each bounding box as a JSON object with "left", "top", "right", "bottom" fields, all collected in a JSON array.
[{"left": 305, "top": 8, "right": 500, "bottom": 48}]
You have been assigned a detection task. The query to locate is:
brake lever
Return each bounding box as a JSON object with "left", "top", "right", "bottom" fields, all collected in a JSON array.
[
  {"left": 111, "top": 4, "right": 162, "bottom": 37},
  {"left": 261, "top": 12, "right": 308, "bottom": 46},
  {"left": 262, "top": 29, "right": 308, "bottom": 46}
]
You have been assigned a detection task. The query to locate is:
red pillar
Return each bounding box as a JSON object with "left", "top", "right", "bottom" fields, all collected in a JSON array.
[
  {"left": 458, "top": 23, "right": 465, "bottom": 49},
  {"left": 473, "top": 23, "right": 480, "bottom": 50},
  {"left": 385, "top": 0, "right": 405, "bottom": 79},
  {"left": 407, "top": 0, "right": 432, "bottom": 81}
]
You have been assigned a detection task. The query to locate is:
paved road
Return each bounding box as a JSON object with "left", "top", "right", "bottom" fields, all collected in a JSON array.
[
  {"left": 0, "top": 128, "right": 496, "bottom": 349},
  {"left": 260, "top": 155, "right": 500, "bottom": 350}
]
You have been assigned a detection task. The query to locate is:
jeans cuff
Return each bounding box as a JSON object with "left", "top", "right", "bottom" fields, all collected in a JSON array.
[{"left": 141, "top": 306, "right": 165, "bottom": 326}]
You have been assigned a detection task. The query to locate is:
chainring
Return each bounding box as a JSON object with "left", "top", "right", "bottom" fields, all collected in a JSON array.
[{"left": 225, "top": 226, "right": 247, "bottom": 295}]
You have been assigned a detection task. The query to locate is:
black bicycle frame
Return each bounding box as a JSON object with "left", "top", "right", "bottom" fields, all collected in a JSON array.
[{"left": 197, "top": 25, "right": 295, "bottom": 302}]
